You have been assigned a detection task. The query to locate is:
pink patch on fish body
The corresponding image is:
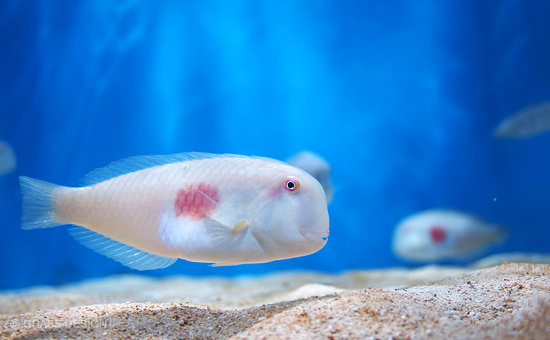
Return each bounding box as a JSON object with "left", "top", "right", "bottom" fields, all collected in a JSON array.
[
  {"left": 268, "top": 185, "right": 281, "bottom": 198},
  {"left": 174, "top": 182, "right": 219, "bottom": 220},
  {"left": 429, "top": 225, "right": 447, "bottom": 243}
]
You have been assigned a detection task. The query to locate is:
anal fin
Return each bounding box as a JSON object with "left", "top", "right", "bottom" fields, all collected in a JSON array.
[{"left": 68, "top": 227, "right": 177, "bottom": 270}]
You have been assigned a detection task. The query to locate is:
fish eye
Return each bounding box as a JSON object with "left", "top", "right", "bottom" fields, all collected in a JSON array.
[{"left": 284, "top": 177, "right": 300, "bottom": 192}]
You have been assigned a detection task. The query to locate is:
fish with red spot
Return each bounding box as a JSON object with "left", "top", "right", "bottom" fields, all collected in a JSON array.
[
  {"left": 19, "top": 153, "right": 330, "bottom": 270},
  {"left": 391, "top": 209, "right": 507, "bottom": 262}
]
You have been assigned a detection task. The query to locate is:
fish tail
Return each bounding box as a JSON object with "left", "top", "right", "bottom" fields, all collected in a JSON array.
[
  {"left": 19, "top": 176, "right": 64, "bottom": 230},
  {"left": 493, "top": 225, "right": 510, "bottom": 246}
]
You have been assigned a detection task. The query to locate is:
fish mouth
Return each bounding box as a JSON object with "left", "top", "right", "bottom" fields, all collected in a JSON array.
[{"left": 299, "top": 225, "right": 329, "bottom": 242}]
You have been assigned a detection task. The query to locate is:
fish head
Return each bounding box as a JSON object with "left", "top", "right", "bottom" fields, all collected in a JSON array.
[{"left": 249, "top": 164, "right": 330, "bottom": 261}]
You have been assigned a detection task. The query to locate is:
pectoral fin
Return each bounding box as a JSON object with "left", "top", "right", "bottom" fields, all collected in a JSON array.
[
  {"left": 204, "top": 218, "right": 249, "bottom": 245},
  {"left": 208, "top": 220, "right": 251, "bottom": 267},
  {"left": 232, "top": 220, "right": 249, "bottom": 235}
]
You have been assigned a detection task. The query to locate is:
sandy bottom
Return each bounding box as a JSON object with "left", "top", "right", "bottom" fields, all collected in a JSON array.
[{"left": 1, "top": 255, "right": 549, "bottom": 339}]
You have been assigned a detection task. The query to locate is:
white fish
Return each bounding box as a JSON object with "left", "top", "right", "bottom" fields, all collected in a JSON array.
[
  {"left": 20, "top": 153, "right": 329, "bottom": 270},
  {"left": 494, "top": 102, "right": 550, "bottom": 138},
  {"left": 287, "top": 151, "right": 333, "bottom": 203},
  {"left": 392, "top": 209, "right": 506, "bottom": 262},
  {"left": 0, "top": 140, "right": 16, "bottom": 175}
]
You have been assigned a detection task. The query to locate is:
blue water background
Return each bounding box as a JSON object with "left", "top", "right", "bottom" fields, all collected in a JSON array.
[{"left": 1, "top": 1, "right": 549, "bottom": 289}]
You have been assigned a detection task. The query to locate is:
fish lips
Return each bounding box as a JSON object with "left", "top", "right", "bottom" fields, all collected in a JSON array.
[{"left": 299, "top": 225, "right": 329, "bottom": 244}]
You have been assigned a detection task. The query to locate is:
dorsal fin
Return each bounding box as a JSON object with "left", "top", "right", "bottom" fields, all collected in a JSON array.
[
  {"left": 80, "top": 152, "right": 240, "bottom": 186},
  {"left": 68, "top": 227, "right": 177, "bottom": 270}
]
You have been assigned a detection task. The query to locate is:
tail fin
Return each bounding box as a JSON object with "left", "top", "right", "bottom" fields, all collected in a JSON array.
[
  {"left": 19, "top": 176, "right": 63, "bottom": 230},
  {"left": 492, "top": 225, "right": 510, "bottom": 247}
]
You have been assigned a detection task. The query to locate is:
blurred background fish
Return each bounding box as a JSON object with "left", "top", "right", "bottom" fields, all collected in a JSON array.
[
  {"left": 493, "top": 102, "right": 550, "bottom": 138},
  {"left": 0, "top": 140, "right": 16, "bottom": 175},
  {"left": 287, "top": 151, "right": 333, "bottom": 203},
  {"left": 392, "top": 209, "right": 508, "bottom": 262}
]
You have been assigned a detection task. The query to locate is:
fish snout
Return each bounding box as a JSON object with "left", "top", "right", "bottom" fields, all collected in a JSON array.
[{"left": 299, "top": 224, "right": 329, "bottom": 243}]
